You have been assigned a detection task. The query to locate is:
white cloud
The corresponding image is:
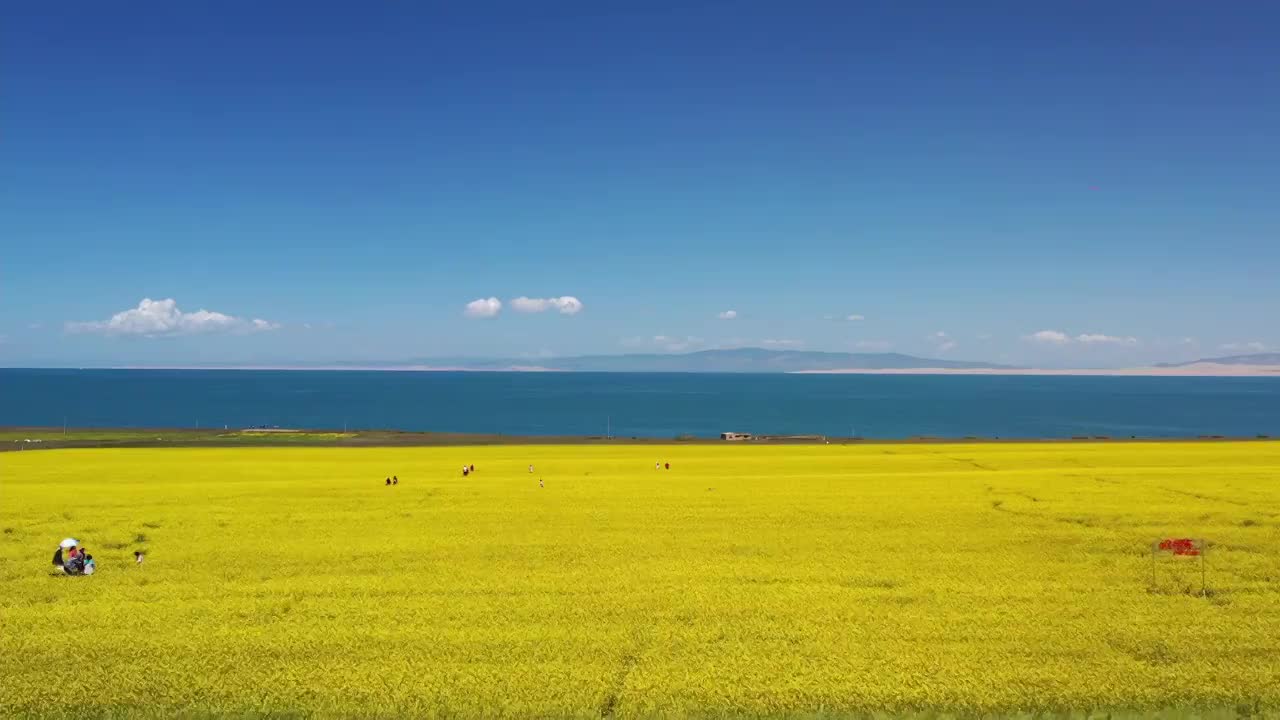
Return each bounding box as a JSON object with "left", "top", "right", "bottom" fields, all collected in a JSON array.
[
  {"left": 761, "top": 338, "right": 803, "bottom": 348},
  {"left": 1026, "top": 330, "right": 1071, "bottom": 345},
  {"left": 853, "top": 340, "right": 892, "bottom": 351},
  {"left": 1025, "top": 329, "right": 1139, "bottom": 347},
  {"left": 510, "top": 296, "right": 584, "bottom": 315},
  {"left": 846, "top": 314, "right": 865, "bottom": 321},
  {"left": 1220, "top": 341, "right": 1266, "bottom": 353},
  {"left": 66, "top": 298, "right": 279, "bottom": 338},
  {"left": 717, "top": 310, "right": 738, "bottom": 320},
  {"left": 251, "top": 318, "right": 280, "bottom": 332},
  {"left": 1076, "top": 333, "right": 1137, "bottom": 346},
  {"left": 464, "top": 297, "right": 502, "bottom": 318},
  {"left": 28, "top": 323, "right": 43, "bottom": 330},
  {"left": 976, "top": 333, "right": 993, "bottom": 341}
]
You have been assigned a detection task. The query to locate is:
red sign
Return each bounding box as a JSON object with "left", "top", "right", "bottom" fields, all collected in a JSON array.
[{"left": 1156, "top": 538, "right": 1202, "bottom": 556}]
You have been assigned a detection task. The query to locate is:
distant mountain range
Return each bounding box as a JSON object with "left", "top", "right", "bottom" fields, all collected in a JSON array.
[
  {"left": 97, "top": 349, "right": 1280, "bottom": 375},
  {"left": 386, "top": 348, "right": 1011, "bottom": 373},
  {"left": 1157, "top": 353, "right": 1280, "bottom": 368}
]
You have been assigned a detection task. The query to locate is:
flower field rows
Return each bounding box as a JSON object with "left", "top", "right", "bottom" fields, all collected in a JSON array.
[{"left": 2, "top": 442, "right": 1278, "bottom": 717}]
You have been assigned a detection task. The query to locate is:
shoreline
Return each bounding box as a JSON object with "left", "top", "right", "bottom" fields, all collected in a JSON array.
[
  {"left": 4, "top": 363, "right": 1280, "bottom": 376},
  {"left": 790, "top": 363, "right": 1280, "bottom": 377},
  {"left": 2, "top": 426, "right": 1272, "bottom": 451}
]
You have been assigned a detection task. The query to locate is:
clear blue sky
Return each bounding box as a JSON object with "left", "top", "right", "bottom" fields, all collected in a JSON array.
[{"left": 3, "top": 1, "right": 1277, "bottom": 367}]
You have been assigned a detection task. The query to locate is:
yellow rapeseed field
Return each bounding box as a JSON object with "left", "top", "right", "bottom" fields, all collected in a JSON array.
[{"left": 2, "top": 442, "right": 1278, "bottom": 718}]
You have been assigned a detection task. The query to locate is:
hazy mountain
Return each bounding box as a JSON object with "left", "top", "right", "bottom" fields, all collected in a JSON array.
[
  {"left": 1157, "top": 353, "right": 1280, "bottom": 368},
  {"left": 399, "top": 348, "right": 1011, "bottom": 373}
]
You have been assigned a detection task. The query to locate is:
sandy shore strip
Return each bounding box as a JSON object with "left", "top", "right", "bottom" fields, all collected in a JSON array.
[{"left": 791, "top": 363, "right": 1280, "bottom": 377}]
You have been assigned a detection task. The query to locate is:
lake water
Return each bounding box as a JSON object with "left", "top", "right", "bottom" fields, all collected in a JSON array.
[{"left": 3, "top": 369, "right": 1279, "bottom": 439}]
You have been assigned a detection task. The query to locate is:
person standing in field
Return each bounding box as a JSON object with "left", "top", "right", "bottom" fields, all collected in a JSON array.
[
  {"left": 528, "top": 464, "right": 534, "bottom": 473},
  {"left": 470, "top": 464, "right": 475, "bottom": 474},
  {"left": 393, "top": 475, "right": 398, "bottom": 485},
  {"left": 385, "top": 477, "right": 391, "bottom": 486},
  {"left": 539, "top": 478, "right": 544, "bottom": 488},
  {"left": 82, "top": 549, "right": 95, "bottom": 575}
]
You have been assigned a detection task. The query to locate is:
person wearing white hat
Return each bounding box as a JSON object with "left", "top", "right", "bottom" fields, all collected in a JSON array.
[{"left": 52, "top": 538, "right": 78, "bottom": 574}]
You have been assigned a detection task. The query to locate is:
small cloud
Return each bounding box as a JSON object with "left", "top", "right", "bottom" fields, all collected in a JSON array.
[
  {"left": 66, "top": 298, "right": 278, "bottom": 337},
  {"left": 510, "top": 296, "right": 584, "bottom": 315},
  {"left": 976, "top": 333, "right": 993, "bottom": 341},
  {"left": 1026, "top": 330, "right": 1071, "bottom": 345},
  {"left": 717, "top": 310, "right": 738, "bottom": 320},
  {"left": 28, "top": 323, "right": 43, "bottom": 330},
  {"left": 1076, "top": 333, "right": 1137, "bottom": 346},
  {"left": 1025, "top": 329, "right": 1139, "bottom": 347},
  {"left": 1220, "top": 341, "right": 1266, "bottom": 353},
  {"left": 853, "top": 340, "right": 892, "bottom": 352},
  {"left": 761, "top": 338, "right": 803, "bottom": 348},
  {"left": 302, "top": 323, "right": 313, "bottom": 330},
  {"left": 846, "top": 314, "right": 865, "bottom": 321},
  {"left": 464, "top": 297, "right": 502, "bottom": 318}
]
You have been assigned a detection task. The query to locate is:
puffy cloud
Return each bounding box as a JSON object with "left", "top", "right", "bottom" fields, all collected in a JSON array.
[
  {"left": 717, "top": 310, "right": 738, "bottom": 320},
  {"left": 510, "top": 296, "right": 584, "bottom": 315},
  {"left": 464, "top": 297, "right": 502, "bottom": 318},
  {"left": 66, "top": 298, "right": 279, "bottom": 337},
  {"left": 1076, "top": 333, "right": 1137, "bottom": 346},
  {"left": 1025, "top": 330, "right": 1139, "bottom": 347},
  {"left": 846, "top": 314, "right": 865, "bottom": 321},
  {"left": 1026, "top": 330, "right": 1071, "bottom": 345},
  {"left": 1220, "top": 341, "right": 1266, "bottom": 353}
]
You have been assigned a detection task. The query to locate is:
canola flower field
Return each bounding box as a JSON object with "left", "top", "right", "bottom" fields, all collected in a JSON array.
[{"left": 2, "top": 442, "right": 1279, "bottom": 718}]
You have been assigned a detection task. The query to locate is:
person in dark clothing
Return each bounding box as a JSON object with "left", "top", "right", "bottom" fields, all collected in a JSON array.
[
  {"left": 393, "top": 475, "right": 399, "bottom": 485},
  {"left": 52, "top": 547, "right": 65, "bottom": 571},
  {"left": 664, "top": 462, "right": 670, "bottom": 470},
  {"left": 385, "top": 477, "right": 391, "bottom": 486},
  {"left": 470, "top": 464, "right": 475, "bottom": 473},
  {"left": 64, "top": 548, "right": 85, "bottom": 575}
]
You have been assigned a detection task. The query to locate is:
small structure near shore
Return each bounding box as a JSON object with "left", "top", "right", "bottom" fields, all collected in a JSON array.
[{"left": 720, "top": 432, "right": 753, "bottom": 441}]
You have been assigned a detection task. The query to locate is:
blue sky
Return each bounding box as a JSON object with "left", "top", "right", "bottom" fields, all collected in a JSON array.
[{"left": 2, "top": 1, "right": 1277, "bottom": 367}]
